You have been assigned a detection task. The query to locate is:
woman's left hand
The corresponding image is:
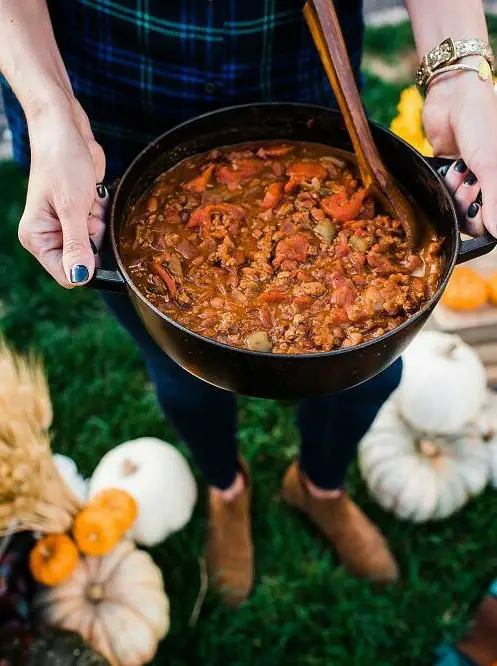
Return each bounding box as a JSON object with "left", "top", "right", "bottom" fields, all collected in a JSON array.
[{"left": 423, "top": 67, "right": 497, "bottom": 237}]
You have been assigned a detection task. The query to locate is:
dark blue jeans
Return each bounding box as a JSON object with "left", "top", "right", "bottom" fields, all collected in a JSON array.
[{"left": 102, "top": 292, "right": 402, "bottom": 491}]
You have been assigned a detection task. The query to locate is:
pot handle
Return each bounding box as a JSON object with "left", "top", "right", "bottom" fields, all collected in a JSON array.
[
  {"left": 85, "top": 181, "right": 127, "bottom": 293},
  {"left": 88, "top": 267, "right": 126, "bottom": 292},
  {"left": 424, "top": 155, "right": 497, "bottom": 263}
]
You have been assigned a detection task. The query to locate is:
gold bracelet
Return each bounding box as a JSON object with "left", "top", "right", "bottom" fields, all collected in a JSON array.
[
  {"left": 415, "top": 37, "right": 494, "bottom": 95},
  {"left": 425, "top": 60, "right": 494, "bottom": 93}
]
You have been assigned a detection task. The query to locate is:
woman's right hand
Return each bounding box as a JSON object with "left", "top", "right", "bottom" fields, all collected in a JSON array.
[{"left": 18, "top": 99, "right": 108, "bottom": 288}]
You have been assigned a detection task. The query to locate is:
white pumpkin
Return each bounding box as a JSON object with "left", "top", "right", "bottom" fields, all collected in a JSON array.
[
  {"left": 476, "top": 390, "right": 497, "bottom": 489},
  {"left": 359, "top": 396, "right": 490, "bottom": 522},
  {"left": 89, "top": 437, "right": 197, "bottom": 546},
  {"left": 35, "top": 540, "right": 170, "bottom": 666},
  {"left": 53, "top": 454, "right": 88, "bottom": 503},
  {"left": 398, "top": 331, "right": 487, "bottom": 435}
]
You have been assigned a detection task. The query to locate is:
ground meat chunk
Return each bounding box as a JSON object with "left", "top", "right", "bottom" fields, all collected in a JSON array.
[{"left": 294, "top": 281, "right": 326, "bottom": 297}]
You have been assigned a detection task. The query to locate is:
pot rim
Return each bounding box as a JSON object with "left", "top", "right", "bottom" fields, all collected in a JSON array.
[{"left": 109, "top": 102, "right": 459, "bottom": 360}]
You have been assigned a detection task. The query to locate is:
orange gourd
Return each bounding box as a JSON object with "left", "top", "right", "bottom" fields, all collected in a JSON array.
[
  {"left": 29, "top": 534, "right": 79, "bottom": 586},
  {"left": 72, "top": 509, "right": 121, "bottom": 556},
  {"left": 487, "top": 271, "right": 497, "bottom": 306},
  {"left": 441, "top": 267, "right": 488, "bottom": 311},
  {"left": 87, "top": 488, "right": 138, "bottom": 533}
]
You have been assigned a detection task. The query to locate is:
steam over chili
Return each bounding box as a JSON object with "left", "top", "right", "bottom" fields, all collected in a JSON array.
[{"left": 121, "top": 142, "right": 443, "bottom": 354}]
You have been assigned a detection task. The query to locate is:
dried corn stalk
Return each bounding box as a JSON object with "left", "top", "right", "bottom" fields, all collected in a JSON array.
[{"left": 0, "top": 340, "right": 83, "bottom": 535}]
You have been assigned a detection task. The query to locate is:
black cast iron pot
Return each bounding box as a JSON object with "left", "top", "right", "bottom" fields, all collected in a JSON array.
[{"left": 89, "top": 103, "right": 496, "bottom": 399}]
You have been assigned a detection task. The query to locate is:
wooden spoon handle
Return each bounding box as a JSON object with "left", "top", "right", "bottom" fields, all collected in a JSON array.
[{"left": 304, "top": 0, "right": 389, "bottom": 190}]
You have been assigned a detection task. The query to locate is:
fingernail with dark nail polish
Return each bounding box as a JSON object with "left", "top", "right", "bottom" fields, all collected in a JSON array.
[
  {"left": 454, "top": 159, "right": 467, "bottom": 173},
  {"left": 464, "top": 172, "right": 477, "bottom": 186},
  {"left": 89, "top": 239, "right": 98, "bottom": 255},
  {"left": 438, "top": 163, "right": 451, "bottom": 177},
  {"left": 70, "top": 264, "right": 90, "bottom": 283},
  {"left": 97, "top": 184, "right": 107, "bottom": 199},
  {"left": 468, "top": 202, "right": 480, "bottom": 219},
  {"left": 476, "top": 190, "right": 483, "bottom": 205}
]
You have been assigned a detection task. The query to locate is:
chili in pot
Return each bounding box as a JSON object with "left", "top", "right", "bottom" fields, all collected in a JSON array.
[{"left": 120, "top": 141, "right": 443, "bottom": 355}]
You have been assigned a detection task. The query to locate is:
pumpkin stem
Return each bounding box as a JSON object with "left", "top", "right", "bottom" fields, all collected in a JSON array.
[
  {"left": 442, "top": 341, "right": 459, "bottom": 359},
  {"left": 38, "top": 544, "right": 52, "bottom": 560},
  {"left": 121, "top": 458, "right": 139, "bottom": 477},
  {"left": 86, "top": 583, "right": 104, "bottom": 602},
  {"left": 417, "top": 438, "right": 440, "bottom": 457}
]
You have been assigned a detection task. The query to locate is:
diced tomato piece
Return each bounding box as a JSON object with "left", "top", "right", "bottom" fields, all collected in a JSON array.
[
  {"left": 163, "top": 206, "right": 181, "bottom": 224},
  {"left": 237, "top": 158, "right": 265, "bottom": 175},
  {"left": 260, "top": 290, "right": 288, "bottom": 303},
  {"left": 295, "top": 295, "right": 313, "bottom": 308},
  {"left": 176, "top": 238, "right": 199, "bottom": 260},
  {"left": 342, "top": 220, "right": 367, "bottom": 230},
  {"left": 284, "top": 177, "right": 299, "bottom": 194},
  {"left": 281, "top": 221, "right": 296, "bottom": 235},
  {"left": 259, "top": 306, "right": 272, "bottom": 328},
  {"left": 335, "top": 242, "right": 350, "bottom": 258},
  {"left": 274, "top": 233, "right": 309, "bottom": 266},
  {"left": 329, "top": 308, "right": 349, "bottom": 325},
  {"left": 183, "top": 163, "right": 216, "bottom": 193},
  {"left": 257, "top": 145, "right": 295, "bottom": 158},
  {"left": 284, "top": 162, "right": 328, "bottom": 194},
  {"left": 321, "top": 188, "right": 369, "bottom": 222},
  {"left": 186, "top": 203, "right": 246, "bottom": 229},
  {"left": 234, "top": 249, "right": 245, "bottom": 265},
  {"left": 287, "top": 163, "right": 327, "bottom": 179},
  {"left": 330, "top": 272, "right": 356, "bottom": 307},
  {"left": 261, "top": 182, "right": 283, "bottom": 209},
  {"left": 216, "top": 165, "right": 238, "bottom": 189},
  {"left": 280, "top": 260, "right": 297, "bottom": 272},
  {"left": 216, "top": 158, "right": 265, "bottom": 190},
  {"left": 151, "top": 257, "right": 177, "bottom": 295}
]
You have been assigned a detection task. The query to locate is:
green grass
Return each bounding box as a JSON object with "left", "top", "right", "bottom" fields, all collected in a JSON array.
[
  {"left": 364, "top": 21, "right": 415, "bottom": 62},
  {"left": 3, "top": 23, "right": 497, "bottom": 666},
  {"left": 362, "top": 71, "right": 406, "bottom": 127}
]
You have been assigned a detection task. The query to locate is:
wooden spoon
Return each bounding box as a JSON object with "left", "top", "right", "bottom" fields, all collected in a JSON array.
[{"left": 304, "top": 0, "right": 419, "bottom": 248}]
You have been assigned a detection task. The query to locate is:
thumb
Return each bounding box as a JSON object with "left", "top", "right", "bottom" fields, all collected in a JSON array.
[{"left": 59, "top": 201, "right": 96, "bottom": 285}]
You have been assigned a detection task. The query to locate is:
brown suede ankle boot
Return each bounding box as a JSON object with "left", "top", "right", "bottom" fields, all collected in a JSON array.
[
  {"left": 206, "top": 460, "right": 254, "bottom": 607},
  {"left": 282, "top": 462, "right": 399, "bottom": 582}
]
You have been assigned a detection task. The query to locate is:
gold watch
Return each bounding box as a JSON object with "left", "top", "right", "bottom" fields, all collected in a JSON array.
[{"left": 415, "top": 37, "right": 494, "bottom": 95}]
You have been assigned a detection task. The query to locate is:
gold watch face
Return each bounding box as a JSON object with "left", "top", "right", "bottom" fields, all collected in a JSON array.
[{"left": 478, "top": 60, "right": 493, "bottom": 81}]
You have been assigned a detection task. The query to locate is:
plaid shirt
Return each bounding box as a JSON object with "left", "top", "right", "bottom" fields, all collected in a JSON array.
[{"left": 2, "top": 0, "right": 363, "bottom": 179}]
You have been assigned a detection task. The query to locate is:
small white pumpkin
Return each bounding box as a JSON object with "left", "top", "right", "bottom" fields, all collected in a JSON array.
[
  {"left": 476, "top": 390, "right": 497, "bottom": 489},
  {"left": 89, "top": 437, "right": 197, "bottom": 546},
  {"left": 35, "top": 539, "right": 170, "bottom": 666},
  {"left": 398, "top": 331, "right": 487, "bottom": 435},
  {"left": 359, "top": 396, "right": 490, "bottom": 522},
  {"left": 53, "top": 454, "right": 88, "bottom": 503}
]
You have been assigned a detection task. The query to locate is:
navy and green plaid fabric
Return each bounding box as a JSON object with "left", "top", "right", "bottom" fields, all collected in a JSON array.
[{"left": 2, "top": 0, "right": 364, "bottom": 179}]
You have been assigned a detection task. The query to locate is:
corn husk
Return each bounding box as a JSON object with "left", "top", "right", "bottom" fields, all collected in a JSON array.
[{"left": 0, "top": 340, "right": 83, "bottom": 535}]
